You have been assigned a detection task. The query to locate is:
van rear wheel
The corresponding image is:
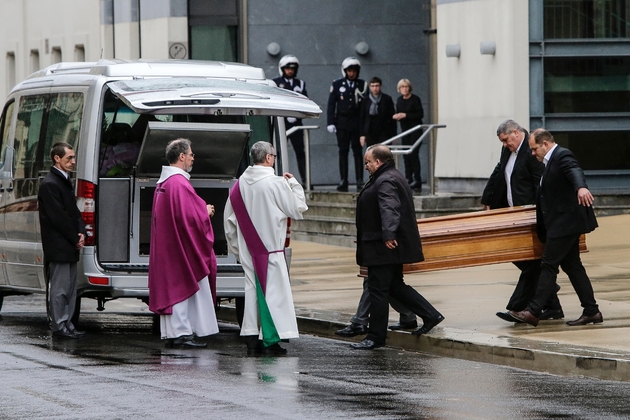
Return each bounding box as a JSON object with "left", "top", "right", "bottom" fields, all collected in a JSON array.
[{"left": 0, "top": 294, "right": 4, "bottom": 311}]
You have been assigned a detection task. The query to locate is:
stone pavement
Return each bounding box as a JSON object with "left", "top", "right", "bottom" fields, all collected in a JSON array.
[{"left": 284, "top": 213, "right": 630, "bottom": 381}]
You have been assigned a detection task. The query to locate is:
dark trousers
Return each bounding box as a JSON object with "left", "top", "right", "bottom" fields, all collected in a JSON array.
[
  {"left": 336, "top": 128, "right": 364, "bottom": 183},
  {"left": 507, "top": 259, "right": 562, "bottom": 312},
  {"left": 288, "top": 131, "right": 306, "bottom": 184},
  {"left": 366, "top": 264, "right": 441, "bottom": 345},
  {"left": 49, "top": 262, "right": 78, "bottom": 332},
  {"left": 350, "top": 278, "right": 417, "bottom": 326},
  {"left": 526, "top": 234, "right": 599, "bottom": 317},
  {"left": 402, "top": 132, "right": 422, "bottom": 183}
]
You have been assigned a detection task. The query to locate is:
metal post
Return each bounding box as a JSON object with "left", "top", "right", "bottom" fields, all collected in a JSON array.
[
  {"left": 304, "top": 129, "right": 311, "bottom": 192},
  {"left": 286, "top": 125, "right": 319, "bottom": 192}
]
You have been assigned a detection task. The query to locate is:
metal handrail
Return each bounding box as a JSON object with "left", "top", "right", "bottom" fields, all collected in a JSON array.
[
  {"left": 380, "top": 124, "right": 446, "bottom": 195},
  {"left": 286, "top": 125, "right": 319, "bottom": 192}
]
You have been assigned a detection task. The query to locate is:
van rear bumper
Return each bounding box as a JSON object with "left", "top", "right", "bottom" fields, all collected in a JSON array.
[{"left": 80, "top": 248, "right": 245, "bottom": 299}]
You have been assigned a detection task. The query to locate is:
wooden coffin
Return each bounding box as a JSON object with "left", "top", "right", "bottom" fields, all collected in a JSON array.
[{"left": 359, "top": 205, "right": 587, "bottom": 275}]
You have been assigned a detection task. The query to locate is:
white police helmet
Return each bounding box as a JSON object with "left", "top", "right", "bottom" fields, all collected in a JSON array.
[
  {"left": 341, "top": 56, "right": 361, "bottom": 78},
  {"left": 278, "top": 54, "right": 300, "bottom": 77}
]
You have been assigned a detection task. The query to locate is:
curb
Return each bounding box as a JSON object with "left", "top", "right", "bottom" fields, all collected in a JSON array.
[{"left": 217, "top": 306, "right": 630, "bottom": 382}]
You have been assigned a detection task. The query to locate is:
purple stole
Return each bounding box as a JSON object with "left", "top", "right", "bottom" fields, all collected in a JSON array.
[{"left": 229, "top": 180, "right": 281, "bottom": 347}]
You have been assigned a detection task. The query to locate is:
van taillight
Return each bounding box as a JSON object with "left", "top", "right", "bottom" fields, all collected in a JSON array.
[
  {"left": 77, "top": 179, "right": 96, "bottom": 246},
  {"left": 285, "top": 218, "right": 291, "bottom": 248}
]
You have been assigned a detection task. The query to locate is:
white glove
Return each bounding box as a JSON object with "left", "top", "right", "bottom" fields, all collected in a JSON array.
[
  {"left": 287, "top": 117, "right": 297, "bottom": 123},
  {"left": 327, "top": 125, "right": 337, "bottom": 133}
]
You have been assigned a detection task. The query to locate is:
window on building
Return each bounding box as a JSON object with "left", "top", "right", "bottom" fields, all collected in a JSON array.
[
  {"left": 544, "top": 56, "right": 630, "bottom": 113},
  {"left": 75, "top": 45, "right": 86, "bottom": 62},
  {"left": 188, "top": 0, "right": 239, "bottom": 62},
  {"left": 554, "top": 131, "right": 630, "bottom": 170},
  {"left": 6, "top": 52, "right": 16, "bottom": 90},
  {"left": 30, "top": 50, "right": 40, "bottom": 73},
  {"left": 52, "top": 47, "right": 62, "bottom": 64},
  {"left": 545, "top": 0, "right": 630, "bottom": 39}
]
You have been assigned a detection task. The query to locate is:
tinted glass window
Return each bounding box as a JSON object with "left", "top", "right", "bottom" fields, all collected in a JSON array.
[
  {"left": 554, "top": 131, "right": 630, "bottom": 170},
  {"left": 14, "top": 95, "right": 47, "bottom": 180},
  {"left": 40, "top": 92, "right": 84, "bottom": 171},
  {"left": 0, "top": 100, "right": 15, "bottom": 172},
  {"left": 544, "top": 56, "right": 630, "bottom": 113},
  {"left": 545, "top": 0, "right": 630, "bottom": 39}
]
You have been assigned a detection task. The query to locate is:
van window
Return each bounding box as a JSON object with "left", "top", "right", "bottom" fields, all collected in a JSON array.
[
  {"left": 13, "top": 93, "right": 84, "bottom": 198},
  {"left": 98, "top": 91, "right": 275, "bottom": 178},
  {"left": 14, "top": 95, "right": 46, "bottom": 181},
  {"left": 41, "top": 93, "right": 84, "bottom": 171},
  {"left": 0, "top": 100, "right": 15, "bottom": 171}
]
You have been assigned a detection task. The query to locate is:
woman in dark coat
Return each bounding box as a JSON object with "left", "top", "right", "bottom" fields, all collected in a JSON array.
[{"left": 393, "top": 78, "right": 424, "bottom": 190}]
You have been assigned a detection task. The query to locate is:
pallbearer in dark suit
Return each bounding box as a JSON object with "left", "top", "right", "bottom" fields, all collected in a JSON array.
[
  {"left": 350, "top": 145, "right": 443, "bottom": 350},
  {"left": 482, "top": 120, "right": 563, "bottom": 323},
  {"left": 509, "top": 129, "right": 602, "bottom": 327}
]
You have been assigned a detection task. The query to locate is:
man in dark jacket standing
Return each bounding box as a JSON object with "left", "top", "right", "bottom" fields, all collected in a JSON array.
[
  {"left": 38, "top": 142, "right": 87, "bottom": 339},
  {"left": 482, "top": 120, "right": 563, "bottom": 323},
  {"left": 509, "top": 129, "right": 602, "bottom": 327},
  {"left": 351, "top": 145, "right": 444, "bottom": 350},
  {"left": 359, "top": 77, "right": 396, "bottom": 148}
]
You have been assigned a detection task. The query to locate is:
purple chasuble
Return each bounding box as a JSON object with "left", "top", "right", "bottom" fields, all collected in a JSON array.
[{"left": 148, "top": 174, "right": 217, "bottom": 315}]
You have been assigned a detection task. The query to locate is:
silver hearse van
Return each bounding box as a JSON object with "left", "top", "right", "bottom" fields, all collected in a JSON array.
[{"left": 0, "top": 59, "right": 320, "bottom": 324}]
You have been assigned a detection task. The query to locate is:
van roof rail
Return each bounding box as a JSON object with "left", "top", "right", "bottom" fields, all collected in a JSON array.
[{"left": 29, "top": 59, "right": 268, "bottom": 82}]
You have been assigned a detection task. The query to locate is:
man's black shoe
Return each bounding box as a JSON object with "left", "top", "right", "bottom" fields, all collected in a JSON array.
[
  {"left": 262, "top": 343, "right": 287, "bottom": 356},
  {"left": 68, "top": 328, "right": 86, "bottom": 336},
  {"left": 336, "top": 181, "right": 349, "bottom": 192},
  {"left": 335, "top": 323, "right": 367, "bottom": 337},
  {"left": 496, "top": 311, "right": 523, "bottom": 323},
  {"left": 388, "top": 321, "right": 418, "bottom": 330},
  {"left": 171, "top": 334, "right": 207, "bottom": 349},
  {"left": 350, "top": 339, "right": 384, "bottom": 350},
  {"left": 539, "top": 308, "right": 564, "bottom": 320},
  {"left": 52, "top": 328, "right": 79, "bottom": 339},
  {"left": 245, "top": 336, "right": 263, "bottom": 356},
  {"left": 412, "top": 315, "right": 445, "bottom": 336}
]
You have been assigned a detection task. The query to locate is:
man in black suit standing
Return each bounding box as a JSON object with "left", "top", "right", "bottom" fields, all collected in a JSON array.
[
  {"left": 509, "top": 129, "right": 602, "bottom": 327},
  {"left": 482, "top": 120, "right": 563, "bottom": 323},
  {"left": 38, "top": 142, "right": 87, "bottom": 339},
  {"left": 350, "top": 145, "right": 443, "bottom": 350},
  {"left": 359, "top": 77, "right": 397, "bottom": 149}
]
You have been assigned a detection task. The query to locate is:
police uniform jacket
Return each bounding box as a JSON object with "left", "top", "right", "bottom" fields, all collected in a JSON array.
[
  {"left": 273, "top": 76, "right": 308, "bottom": 130},
  {"left": 327, "top": 77, "right": 367, "bottom": 130},
  {"left": 38, "top": 167, "right": 86, "bottom": 262},
  {"left": 356, "top": 161, "right": 424, "bottom": 266}
]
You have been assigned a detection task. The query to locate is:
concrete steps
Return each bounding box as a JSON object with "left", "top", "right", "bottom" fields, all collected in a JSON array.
[
  {"left": 292, "top": 191, "right": 483, "bottom": 247},
  {"left": 292, "top": 189, "right": 630, "bottom": 248}
]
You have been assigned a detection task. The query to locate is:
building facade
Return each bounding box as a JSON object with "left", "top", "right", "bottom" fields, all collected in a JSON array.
[
  {"left": 437, "top": 0, "right": 630, "bottom": 192},
  {"left": 2, "top": 0, "right": 627, "bottom": 190}
]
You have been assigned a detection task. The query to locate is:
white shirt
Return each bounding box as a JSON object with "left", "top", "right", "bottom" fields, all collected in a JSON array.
[
  {"left": 53, "top": 166, "right": 69, "bottom": 179},
  {"left": 504, "top": 141, "right": 522, "bottom": 207},
  {"left": 540, "top": 143, "right": 559, "bottom": 185}
]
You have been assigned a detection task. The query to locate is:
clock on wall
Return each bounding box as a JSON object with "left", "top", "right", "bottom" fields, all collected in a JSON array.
[{"left": 169, "top": 42, "right": 188, "bottom": 59}]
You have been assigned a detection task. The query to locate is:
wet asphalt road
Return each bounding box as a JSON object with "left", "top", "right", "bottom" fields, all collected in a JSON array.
[{"left": 2, "top": 297, "right": 630, "bottom": 419}]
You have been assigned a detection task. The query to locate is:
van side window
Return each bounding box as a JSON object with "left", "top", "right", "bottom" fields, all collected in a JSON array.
[
  {"left": 40, "top": 93, "right": 84, "bottom": 172},
  {"left": 0, "top": 100, "right": 15, "bottom": 171},
  {"left": 14, "top": 95, "right": 47, "bottom": 181}
]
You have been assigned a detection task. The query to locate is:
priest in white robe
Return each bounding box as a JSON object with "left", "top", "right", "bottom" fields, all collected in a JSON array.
[{"left": 224, "top": 141, "right": 307, "bottom": 356}]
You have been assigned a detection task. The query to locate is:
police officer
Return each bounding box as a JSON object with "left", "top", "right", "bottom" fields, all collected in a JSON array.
[
  {"left": 273, "top": 54, "right": 309, "bottom": 187},
  {"left": 327, "top": 57, "right": 368, "bottom": 191}
]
